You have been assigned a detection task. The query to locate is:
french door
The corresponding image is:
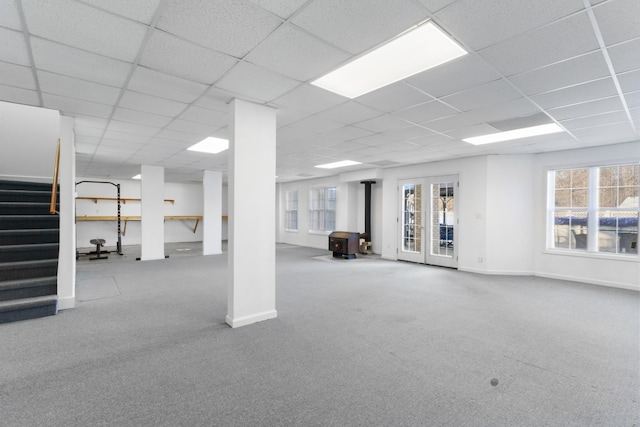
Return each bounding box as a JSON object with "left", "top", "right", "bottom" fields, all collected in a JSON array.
[{"left": 398, "top": 176, "right": 458, "bottom": 268}]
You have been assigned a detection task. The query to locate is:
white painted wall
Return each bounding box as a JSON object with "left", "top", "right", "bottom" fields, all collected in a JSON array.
[
  {"left": 76, "top": 177, "right": 228, "bottom": 248},
  {"left": 533, "top": 141, "right": 640, "bottom": 290},
  {"left": 57, "top": 116, "right": 76, "bottom": 310},
  {"left": 141, "top": 165, "right": 165, "bottom": 261},
  {"left": 0, "top": 101, "right": 59, "bottom": 181}
]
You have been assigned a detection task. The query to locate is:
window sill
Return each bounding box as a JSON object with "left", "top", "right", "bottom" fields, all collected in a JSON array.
[
  {"left": 284, "top": 229, "right": 298, "bottom": 233},
  {"left": 543, "top": 249, "right": 639, "bottom": 262},
  {"left": 308, "top": 230, "right": 331, "bottom": 236}
]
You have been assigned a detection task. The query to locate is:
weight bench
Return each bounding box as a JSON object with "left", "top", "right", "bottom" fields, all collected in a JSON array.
[{"left": 89, "top": 238, "right": 108, "bottom": 260}]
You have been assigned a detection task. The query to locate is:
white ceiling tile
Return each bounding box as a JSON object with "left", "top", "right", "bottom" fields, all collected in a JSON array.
[
  {"left": 435, "top": 0, "right": 584, "bottom": 50},
  {"left": 618, "top": 69, "right": 640, "bottom": 93},
  {"left": 291, "top": 0, "right": 428, "bottom": 54},
  {"left": 37, "top": 70, "right": 121, "bottom": 105},
  {"left": 421, "top": 113, "right": 481, "bottom": 132},
  {"left": 157, "top": 0, "right": 282, "bottom": 58},
  {"left": 532, "top": 77, "right": 618, "bottom": 109},
  {"left": 140, "top": 30, "right": 237, "bottom": 85},
  {"left": 0, "top": 83, "right": 39, "bottom": 105},
  {"left": 316, "top": 101, "right": 381, "bottom": 125},
  {"left": 148, "top": 137, "right": 191, "bottom": 149},
  {"left": 119, "top": 90, "right": 188, "bottom": 117},
  {"left": 479, "top": 11, "right": 599, "bottom": 76},
  {"left": 406, "top": 54, "right": 501, "bottom": 98},
  {"left": 156, "top": 128, "right": 203, "bottom": 144},
  {"left": 30, "top": 38, "right": 130, "bottom": 87},
  {"left": 78, "top": 0, "right": 162, "bottom": 24},
  {"left": 319, "top": 125, "right": 374, "bottom": 143},
  {"left": 247, "top": 0, "right": 307, "bottom": 19},
  {"left": 286, "top": 115, "right": 345, "bottom": 135},
  {"left": 467, "top": 98, "right": 541, "bottom": 123},
  {"left": 441, "top": 79, "right": 521, "bottom": 111},
  {"left": 354, "top": 114, "right": 409, "bottom": 133},
  {"left": 351, "top": 134, "right": 392, "bottom": 147},
  {"left": 166, "top": 119, "right": 218, "bottom": 136},
  {"left": 444, "top": 123, "right": 500, "bottom": 140},
  {"left": 624, "top": 91, "right": 640, "bottom": 108},
  {"left": 546, "top": 96, "right": 625, "bottom": 121},
  {"left": 22, "top": 0, "right": 147, "bottom": 62},
  {"left": 216, "top": 61, "right": 300, "bottom": 102},
  {"left": 608, "top": 38, "right": 640, "bottom": 74},
  {"left": 100, "top": 138, "right": 145, "bottom": 149},
  {"left": 250, "top": 25, "right": 350, "bottom": 84},
  {"left": 416, "top": 0, "right": 457, "bottom": 13},
  {"left": 0, "top": 0, "right": 22, "bottom": 30},
  {"left": 508, "top": 51, "right": 610, "bottom": 95},
  {"left": 394, "top": 100, "right": 459, "bottom": 124},
  {"left": 73, "top": 115, "right": 109, "bottom": 130},
  {"left": 127, "top": 66, "right": 208, "bottom": 104},
  {"left": 179, "top": 106, "right": 228, "bottom": 127},
  {"left": 0, "top": 61, "right": 35, "bottom": 89},
  {"left": 107, "top": 120, "right": 161, "bottom": 137},
  {"left": 42, "top": 93, "right": 113, "bottom": 117},
  {"left": 593, "top": 0, "right": 640, "bottom": 46},
  {"left": 561, "top": 110, "right": 630, "bottom": 131},
  {"left": 572, "top": 122, "right": 638, "bottom": 144},
  {"left": 381, "top": 125, "right": 435, "bottom": 141},
  {"left": 273, "top": 83, "right": 347, "bottom": 114},
  {"left": 0, "top": 27, "right": 30, "bottom": 66},
  {"left": 74, "top": 125, "right": 103, "bottom": 138},
  {"left": 193, "top": 87, "right": 234, "bottom": 112},
  {"left": 112, "top": 107, "right": 173, "bottom": 128},
  {"left": 356, "top": 82, "right": 433, "bottom": 113}
]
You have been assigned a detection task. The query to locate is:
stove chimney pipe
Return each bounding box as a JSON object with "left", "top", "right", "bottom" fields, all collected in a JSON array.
[{"left": 360, "top": 180, "right": 376, "bottom": 243}]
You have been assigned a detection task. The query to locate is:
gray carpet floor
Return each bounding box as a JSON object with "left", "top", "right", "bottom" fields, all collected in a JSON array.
[{"left": 1, "top": 243, "right": 638, "bottom": 426}]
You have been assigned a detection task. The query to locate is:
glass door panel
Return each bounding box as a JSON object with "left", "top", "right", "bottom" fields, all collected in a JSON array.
[{"left": 398, "top": 181, "right": 424, "bottom": 263}]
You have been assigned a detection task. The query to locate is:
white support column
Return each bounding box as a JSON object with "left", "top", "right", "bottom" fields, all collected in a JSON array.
[
  {"left": 227, "top": 99, "right": 277, "bottom": 328},
  {"left": 203, "top": 170, "right": 222, "bottom": 255},
  {"left": 140, "top": 165, "right": 165, "bottom": 261},
  {"left": 57, "top": 116, "right": 76, "bottom": 310}
]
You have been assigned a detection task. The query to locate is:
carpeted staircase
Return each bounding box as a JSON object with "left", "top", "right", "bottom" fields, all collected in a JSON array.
[{"left": 0, "top": 180, "right": 58, "bottom": 323}]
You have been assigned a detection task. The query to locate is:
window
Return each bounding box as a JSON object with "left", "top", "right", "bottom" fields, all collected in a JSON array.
[
  {"left": 285, "top": 190, "right": 298, "bottom": 231},
  {"left": 549, "top": 164, "right": 639, "bottom": 255},
  {"left": 309, "top": 186, "right": 336, "bottom": 232}
]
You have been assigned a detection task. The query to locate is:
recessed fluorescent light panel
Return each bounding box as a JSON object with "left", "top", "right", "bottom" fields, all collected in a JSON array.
[
  {"left": 463, "top": 123, "right": 564, "bottom": 145},
  {"left": 311, "top": 21, "right": 467, "bottom": 98},
  {"left": 315, "top": 160, "right": 362, "bottom": 169},
  {"left": 132, "top": 174, "right": 141, "bottom": 180},
  {"left": 188, "top": 137, "right": 229, "bottom": 154}
]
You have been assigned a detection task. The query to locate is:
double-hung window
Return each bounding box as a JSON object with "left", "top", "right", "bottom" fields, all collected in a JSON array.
[
  {"left": 549, "top": 164, "right": 639, "bottom": 255},
  {"left": 284, "top": 190, "right": 298, "bottom": 231},
  {"left": 309, "top": 186, "right": 336, "bottom": 232}
]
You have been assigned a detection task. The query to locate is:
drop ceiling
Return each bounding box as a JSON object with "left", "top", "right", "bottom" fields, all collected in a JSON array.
[{"left": 0, "top": 0, "right": 638, "bottom": 183}]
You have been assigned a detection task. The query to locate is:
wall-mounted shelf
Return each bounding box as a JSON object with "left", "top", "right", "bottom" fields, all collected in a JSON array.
[
  {"left": 76, "top": 215, "right": 229, "bottom": 236},
  {"left": 76, "top": 196, "right": 175, "bottom": 204}
]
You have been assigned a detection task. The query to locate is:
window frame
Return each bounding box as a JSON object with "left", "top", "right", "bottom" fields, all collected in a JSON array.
[
  {"left": 308, "top": 186, "right": 337, "bottom": 233},
  {"left": 284, "top": 190, "right": 298, "bottom": 232},
  {"left": 547, "top": 163, "right": 639, "bottom": 257}
]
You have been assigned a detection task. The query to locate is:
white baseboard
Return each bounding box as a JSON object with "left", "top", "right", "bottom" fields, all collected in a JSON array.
[
  {"left": 534, "top": 272, "right": 640, "bottom": 291},
  {"left": 57, "top": 296, "right": 76, "bottom": 310},
  {"left": 226, "top": 310, "right": 277, "bottom": 328}
]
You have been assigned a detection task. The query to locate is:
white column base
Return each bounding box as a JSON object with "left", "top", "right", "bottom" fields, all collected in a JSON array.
[
  {"left": 57, "top": 296, "right": 76, "bottom": 311},
  {"left": 226, "top": 310, "right": 277, "bottom": 328}
]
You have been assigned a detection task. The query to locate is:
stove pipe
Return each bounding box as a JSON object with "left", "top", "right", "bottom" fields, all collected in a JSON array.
[{"left": 360, "top": 180, "right": 376, "bottom": 242}]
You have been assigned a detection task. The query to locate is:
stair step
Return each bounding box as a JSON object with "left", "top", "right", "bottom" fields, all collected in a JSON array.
[
  {"left": 0, "top": 276, "right": 57, "bottom": 301},
  {"left": 0, "top": 229, "right": 59, "bottom": 245},
  {"left": 0, "top": 295, "right": 57, "bottom": 324},
  {"left": 0, "top": 180, "right": 55, "bottom": 192},
  {"left": 0, "top": 215, "right": 59, "bottom": 230},
  {"left": 0, "top": 202, "right": 56, "bottom": 215},
  {"left": 0, "top": 259, "right": 58, "bottom": 281},
  {"left": 0, "top": 243, "right": 59, "bottom": 262},
  {"left": 0, "top": 189, "right": 54, "bottom": 203}
]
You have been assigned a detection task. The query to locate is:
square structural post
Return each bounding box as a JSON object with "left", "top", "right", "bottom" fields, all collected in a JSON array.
[
  {"left": 227, "top": 99, "right": 277, "bottom": 328},
  {"left": 140, "top": 165, "right": 165, "bottom": 261}
]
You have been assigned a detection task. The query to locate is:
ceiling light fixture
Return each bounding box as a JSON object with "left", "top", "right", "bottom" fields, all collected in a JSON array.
[
  {"left": 188, "top": 137, "right": 229, "bottom": 154},
  {"left": 132, "top": 174, "right": 141, "bottom": 180},
  {"left": 315, "top": 160, "right": 362, "bottom": 169},
  {"left": 311, "top": 21, "right": 467, "bottom": 99},
  {"left": 463, "top": 123, "right": 564, "bottom": 145}
]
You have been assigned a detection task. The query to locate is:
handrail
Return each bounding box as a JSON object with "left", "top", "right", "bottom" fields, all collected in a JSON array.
[{"left": 49, "top": 138, "right": 61, "bottom": 214}]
